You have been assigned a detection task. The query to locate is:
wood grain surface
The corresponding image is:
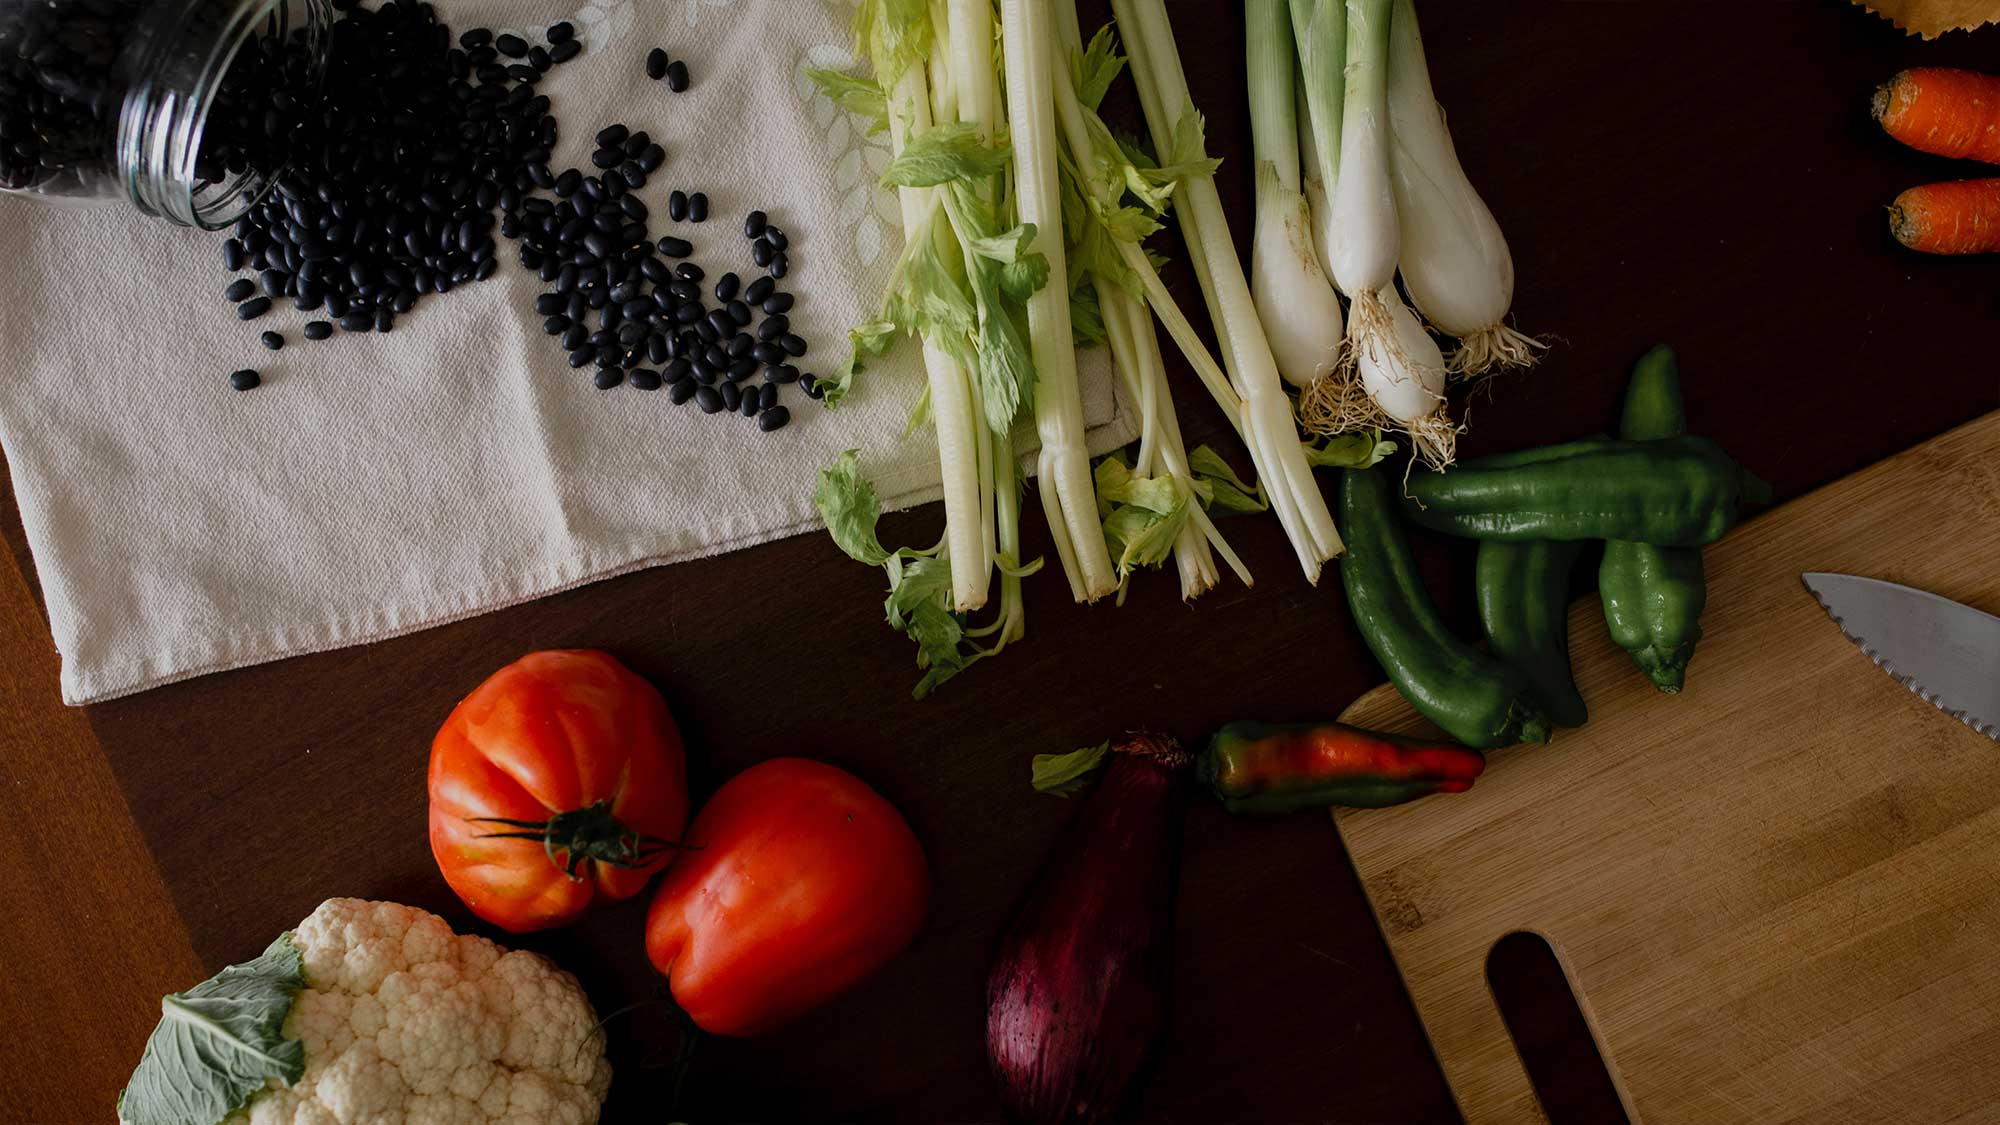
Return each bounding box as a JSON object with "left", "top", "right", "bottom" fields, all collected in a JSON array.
[
  {"left": 3, "top": 2, "right": 1999, "bottom": 1123},
  {"left": 1337, "top": 412, "right": 2000, "bottom": 1123}
]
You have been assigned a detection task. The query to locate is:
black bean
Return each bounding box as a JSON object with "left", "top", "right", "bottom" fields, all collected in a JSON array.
[
  {"left": 568, "top": 348, "right": 594, "bottom": 369},
  {"left": 647, "top": 334, "right": 672, "bottom": 365},
  {"left": 759, "top": 314, "right": 790, "bottom": 340},
  {"left": 258, "top": 269, "right": 289, "bottom": 299},
  {"left": 476, "top": 258, "right": 499, "bottom": 281},
  {"left": 801, "top": 373, "right": 824, "bottom": 398},
  {"left": 617, "top": 162, "right": 647, "bottom": 190},
  {"left": 543, "top": 315, "right": 570, "bottom": 335},
  {"left": 562, "top": 325, "right": 588, "bottom": 351},
  {"left": 764, "top": 227, "right": 789, "bottom": 251},
  {"left": 728, "top": 357, "right": 758, "bottom": 379},
  {"left": 619, "top": 221, "right": 647, "bottom": 245},
  {"left": 461, "top": 28, "right": 492, "bottom": 48},
  {"left": 326, "top": 293, "right": 349, "bottom": 318},
  {"left": 689, "top": 192, "right": 708, "bottom": 222},
  {"left": 597, "top": 345, "right": 623, "bottom": 367},
  {"left": 372, "top": 308, "right": 393, "bottom": 333},
  {"left": 695, "top": 319, "right": 721, "bottom": 344},
  {"left": 727, "top": 300, "right": 753, "bottom": 326},
  {"left": 668, "top": 377, "right": 697, "bottom": 404},
  {"left": 554, "top": 169, "right": 583, "bottom": 197},
  {"left": 676, "top": 261, "right": 706, "bottom": 283},
  {"left": 780, "top": 333, "right": 807, "bottom": 357},
  {"left": 591, "top": 147, "right": 622, "bottom": 170},
  {"left": 706, "top": 309, "right": 735, "bottom": 337},
  {"left": 228, "top": 369, "right": 261, "bottom": 392},
  {"left": 225, "top": 278, "right": 257, "bottom": 303},
  {"left": 236, "top": 297, "right": 273, "bottom": 320},
  {"left": 295, "top": 291, "right": 324, "bottom": 312},
  {"left": 720, "top": 381, "right": 742, "bottom": 411},
  {"left": 740, "top": 391, "right": 760, "bottom": 418},
  {"left": 750, "top": 239, "right": 773, "bottom": 268},
  {"left": 594, "top": 366, "right": 625, "bottom": 389},
  {"left": 727, "top": 333, "right": 753, "bottom": 359},
  {"left": 743, "top": 275, "right": 774, "bottom": 304},
  {"left": 704, "top": 344, "right": 730, "bottom": 371},
  {"left": 667, "top": 281, "right": 699, "bottom": 302},
  {"left": 743, "top": 210, "right": 767, "bottom": 239},
  {"left": 767, "top": 363, "right": 799, "bottom": 384},
  {"left": 341, "top": 312, "right": 373, "bottom": 332},
  {"left": 638, "top": 143, "right": 666, "bottom": 173},
  {"left": 758, "top": 384, "right": 778, "bottom": 412},
  {"left": 666, "top": 59, "right": 690, "bottom": 92},
  {"left": 223, "top": 239, "right": 248, "bottom": 271},
  {"left": 299, "top": 320, "right": 330, "bottom": 341},
  {"left": 638, "top": 258, "right": 670, "bottom": 285},
  {"left": 547, "top": 21, "right": 575, "bottom": 43},
  {"left": 673, "top": 303, "right": 702, "bottom": 325},
  {"left": 395, "top": 288, "right": 421, "bottom": 312},
  {"left": 762, "top": 292, "right": 794, "bottom": 314},
  {"left": 494, "top": 32, "right": 528, "bottom": 58},
  {"left": 254, "top": 330, "right": 282, "bottom": 352},
  {"left": 759, "top": 405, "right": 792, "bottom": 432},
  {"left": 658, "top": 236, "right": 692, "bottom": 258},
  {"left": 769, "top": 254, "right": 789, "bottom": 279},
  {"left": 530, "top": 163, "right": 557, "bottom": 188},
  {"left": 695, "top": 385, "right": 723, "bottom": 413},
  {"left": 618, "top": 322, "right": 648, "bottom": 346},
  {"left": 623, "top": 299, "right": 654, "bottom": 321},
  {"left": 617, "top": 196, "right": 648, "bottom": 222},
  {"left": 550, "top": 39, "right": 582, "bottom": 64},
  {"left": 603, "top": 174, "right": 628, "bottom": 199},
  {"left": 667, "top": 190, "right": 688, "bottom": 223},
  {"left": 568, "top": 293, "right": 589, "bottom": 321},
  {"left": 752, "top": 342, "right": 785, "bottom": 366},
  {"left": 628, "top": 368, "right": 662, "bottom": 390},
  {"left": 588, "top": 328, "right": 616, "bottom": 349},
  {"left": 584, "top": 231, "right": 615, "bottom": 259},
  {"left": 646, "top": 48, "right": 669, "bottom": 81},
  {"left": 506, "top": 64, "right": 539, "bottom": 82},
  {"left": 529, "top": 45, "right": 553, "bottom": 72},
  {"left": 535, "top": 293, "right": 565, "bottom": 315}
]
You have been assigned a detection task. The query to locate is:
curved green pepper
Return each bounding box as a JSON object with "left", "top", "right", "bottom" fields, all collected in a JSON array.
[
  {"left": 1600, "top": 346, "right": 1708, "bottom": 692},
  {"left": 1201, "top": 720, "right": 1487, "bottom": 815},
  {"left": 1339, "top": 466, "right": 1552, "bottom": 749},
  {"left": 1475, "top": 539, "right": 1588, "bottom": 727},
  {"left": 1402, "top": 435, "right": 1762, "bottom": 545}
]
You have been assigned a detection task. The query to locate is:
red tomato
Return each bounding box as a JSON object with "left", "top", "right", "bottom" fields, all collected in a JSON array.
[
  {"left": 645, "top": 757, "right": 929, "bottom": 1036},
  {"left": 429, "top": 650, "right": 689, "bottom": 932}
]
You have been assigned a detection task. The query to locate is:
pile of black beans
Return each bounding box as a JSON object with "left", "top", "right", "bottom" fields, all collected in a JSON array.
[
  {"left": 218, "top": 1, "right": 580, "bottom": 353},
  {"left": 212, "top": 1, "right": 816, "bottom": 431}
]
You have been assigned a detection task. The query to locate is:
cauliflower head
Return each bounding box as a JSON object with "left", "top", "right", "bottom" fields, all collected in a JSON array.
[{"left": 125, "top": 898, "right": 611, "bottom": 1125}]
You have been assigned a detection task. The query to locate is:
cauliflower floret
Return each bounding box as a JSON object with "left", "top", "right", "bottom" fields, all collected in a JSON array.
[{"left": 227, "top": 899, "right": 611, "bottom": 1125}]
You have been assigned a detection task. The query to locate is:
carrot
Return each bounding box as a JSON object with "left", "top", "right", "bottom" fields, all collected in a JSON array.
[
  {"left": 1874, "top": 68, "right": 2000, "bottom": 164},
  {"left": 1887, "top": 179, "right": 2000, "bottom": 254}
]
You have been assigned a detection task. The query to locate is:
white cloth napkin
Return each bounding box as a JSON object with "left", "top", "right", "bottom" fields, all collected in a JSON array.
[{"left": 0, "top": 0, "right": 1134, "bottom": 704}]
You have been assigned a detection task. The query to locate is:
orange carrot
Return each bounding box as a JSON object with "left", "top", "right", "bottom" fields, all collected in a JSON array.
[
  {"left": 1875, "top": 68, "right": 2000, "bottom": 164},
  {"left": 1887, "top": 179, "right": 2000, "bottom": 254}
]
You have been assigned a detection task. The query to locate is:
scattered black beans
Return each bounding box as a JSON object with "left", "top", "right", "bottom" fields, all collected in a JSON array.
[
  {"left": 594, "top": 366, "right": 624, "bottom": 389},
  {"left": 228, "top": 369, "right": 261, "bottom": 392},
  {"left": 694, "top": 385, "right": 723, "bottom": 413},
  {"left": 225, "top": 279, "right": 257, "bottom": 303},
  {"left": 550, "top": 39, "right": 582, "bottom": 64},
  {"left": 688, "top": 192, "right": 708, "bottom": 222},
  {"left": 628, "top": 367, "right": 661, "bottom": 390},
  {"left": 759, "top": 405, "right": 791, "bottom": 431},
  {"left": 637, "top": 144, "right": 666, "bottom": 173},
  {"left": 757, "top": 384, "right": 778, "bottom": 412},
  {"left": 719, "top": 381, "right": 742, "bottom": 411},
  {"left": 668, "top": 377, "right": 697, "bottom": 404},
  {"left": 665, "top": 59, "right": 690, "bottom": 92},
  {"left": 763, "top": 227, "right": 788, "bottom": 252},
  {"left": 743, "top": 210, "right": 767, "bottom": 239},
  {"left": 780, "top": 333, "right": 807, "bottom": 357},
  {"left": 762, "top": 291, "right": 793, "bottom": 314},
  {"left": 261, "top": 331, "right": 284, "bottom": 351},
  {"left": 303, "top": 320, "right": 333, "bottom": 341},
  {"left": 742, "top": 275, "right": 774, "bottom": 304},
  {"left": 547, "top": 21, "right": 575, "bottom": 44},
  {"left": 714, "top": 272, "right": 740, "bottom": 302},
  {"left": 758, "top": 314, "right": 789, "bottom": 340},
  {"left": 237, "top": 297, "right": 272, "bottom": 320},
  {"left": 668, "top": 190, "right": 688, "bottom": 222},
  {"left": 769, "top": 254, "right": 789, "bottom": 279},
  {"left": 739, "top": 391, "right": 759, "bottom": 418},
  {"left": 646, "top": 48, "right": 669, "bottom": 81}
]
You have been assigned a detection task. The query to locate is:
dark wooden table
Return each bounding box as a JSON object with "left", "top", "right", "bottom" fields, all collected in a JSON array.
[{"left": 6, "top": 2, "right": 1998, "bottom": 1122}]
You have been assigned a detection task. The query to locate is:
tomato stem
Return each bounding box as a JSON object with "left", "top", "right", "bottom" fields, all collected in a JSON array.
[{"left": 470, "top": 800, "right": 691, "bottom": 879}]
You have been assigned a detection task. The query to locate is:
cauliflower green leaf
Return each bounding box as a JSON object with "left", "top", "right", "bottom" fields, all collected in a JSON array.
[{"left": 119, "top": 934, "right": 306, "bottom": 1125}]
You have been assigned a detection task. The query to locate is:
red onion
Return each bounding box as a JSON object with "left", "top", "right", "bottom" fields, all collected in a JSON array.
[{"left": 985, "top": 732, "right": 1191, "bottom": 1124}]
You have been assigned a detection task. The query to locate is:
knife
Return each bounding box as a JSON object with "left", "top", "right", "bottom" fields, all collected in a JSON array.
[{"left": 1801, "top": 573, "right": 2000, "bottom": 742}]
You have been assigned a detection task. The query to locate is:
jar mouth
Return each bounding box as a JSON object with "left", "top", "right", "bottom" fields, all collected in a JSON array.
[{"left": 120, "top": 0, "right": 331, "bottom": 230}]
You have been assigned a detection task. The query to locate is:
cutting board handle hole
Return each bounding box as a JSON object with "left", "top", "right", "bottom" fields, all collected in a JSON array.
[{"left": 1487, "top": 931, "right": 1630, "bottom": 1125}]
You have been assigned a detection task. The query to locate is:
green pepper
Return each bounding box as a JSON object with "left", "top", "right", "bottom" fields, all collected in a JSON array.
[
  {"left": 1339, "top": 465, "right": 1552, "bottom": 749},
  {"left": 1401, "top": 435, "right": 1764, "bottom": 545},
  {"left": 1201, "top": 720, "right": 1487, "bottom": 815},
  {"left": 1475, "top": 538, "right": 1588, "bottom": 726},
  {"left": 1600, "top": 346, "right": 1708, "bottom": 692}
]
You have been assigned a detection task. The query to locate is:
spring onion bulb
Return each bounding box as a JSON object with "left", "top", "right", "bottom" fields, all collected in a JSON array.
[
  {"left": 1290, "top": 0, "right": 1346, "bottom": 283},
  {"left": 1113, "top": 0, "right": 1344, "bottom": 578},
  {"left": 1357, "top": 286, "right": 1453, "bottom": 464},
  {"left": 1246, "top": 0, "right": 1343, "bottom": 389},
  {"left": 1386, "top": 0, "right": 1543, "bottom": 374},
  {"left": 1002, "top": 0, "right": 1118, "bottom": 604},
  {"left": 1325, "top": 0, "right": 1397, "bottom": 324}
]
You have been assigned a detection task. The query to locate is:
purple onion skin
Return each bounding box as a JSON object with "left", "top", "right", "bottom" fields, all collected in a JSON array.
[{"left": 986, "top": 733, "right": 1192, "bottom": 1125}]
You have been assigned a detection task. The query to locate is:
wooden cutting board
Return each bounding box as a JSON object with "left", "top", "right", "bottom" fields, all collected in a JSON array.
[{"left": 1336, "top": 411, "right": 2000, "bottom": 1124}]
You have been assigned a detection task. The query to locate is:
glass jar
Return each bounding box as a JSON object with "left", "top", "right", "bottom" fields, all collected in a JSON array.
[{"left": 0, "top": 0, "right": 329, "bottom": 229}]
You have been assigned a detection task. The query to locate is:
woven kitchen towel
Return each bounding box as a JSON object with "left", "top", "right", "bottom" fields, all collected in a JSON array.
[{"left": 0, "top": 0, "right": 1135, "bottom": 705}]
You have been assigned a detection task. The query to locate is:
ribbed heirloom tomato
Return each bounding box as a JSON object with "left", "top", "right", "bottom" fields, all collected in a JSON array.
[
  {"left": 429, "top": 650, "right": 689, "bottom": 933},
  {"left": 645, "top": 758, "right": 930, "bottom": 1036}
]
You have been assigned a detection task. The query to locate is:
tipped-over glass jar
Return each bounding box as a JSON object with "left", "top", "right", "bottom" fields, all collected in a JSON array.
[{"left": 0, "top": 0, "right": 329, "bottom": 229}]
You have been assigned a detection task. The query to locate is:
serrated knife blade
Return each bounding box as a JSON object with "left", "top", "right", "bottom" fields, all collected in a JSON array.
[{"left": 1801, "top": 573, "right": 2000, "bottom": 742}]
